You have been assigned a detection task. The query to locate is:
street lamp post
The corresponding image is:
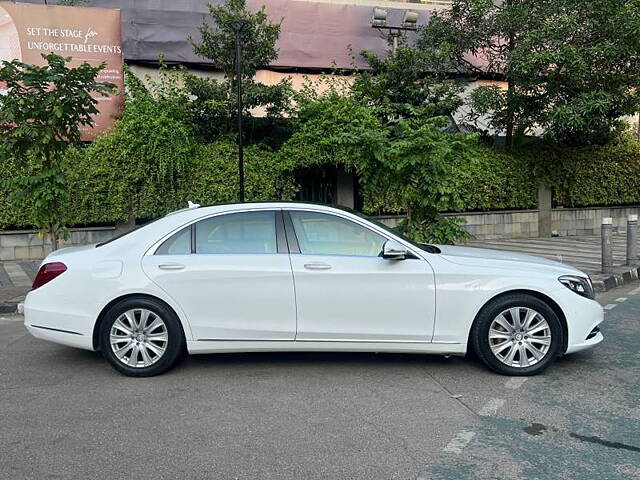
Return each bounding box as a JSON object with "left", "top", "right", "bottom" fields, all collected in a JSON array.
[
  {"left": 225, "top": 18, "right": 251, "bottom": 203},
  {"left": 371, "top": 8, "right": 419, "bottom": 55}
]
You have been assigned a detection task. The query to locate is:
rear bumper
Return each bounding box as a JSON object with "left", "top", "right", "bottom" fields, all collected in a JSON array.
[
  {"left": 25, "top": 324, "right": 94, "bottom": 350},
  {"left": 24, "top": 293, "right": 95, "bottom": 351}
]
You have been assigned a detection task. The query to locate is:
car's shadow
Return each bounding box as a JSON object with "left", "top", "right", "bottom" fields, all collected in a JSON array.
[
  {"left": 40, "top": 342, "right": 484, "bottom": 379},
  {"left": 176, "top": 349, "right": 481, "bottom": 376}
]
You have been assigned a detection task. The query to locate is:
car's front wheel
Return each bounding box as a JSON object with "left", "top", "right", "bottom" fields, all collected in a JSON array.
[
  {"left": 99, "top": 297, "right": 185, "bottom": 377},
  {"left": 470, "top": 293, "right": 564, "bottom": 376}
]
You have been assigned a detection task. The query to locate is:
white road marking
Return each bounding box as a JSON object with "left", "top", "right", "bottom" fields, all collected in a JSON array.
[
  {"left": 615, "top": 297, "right": 628, "bottom": 302},
  {"left": 479, "top": 398, "right": 505, "bottom": 416},
  {"left": 505, "top": 377, "right": 528, "bottom": 390},
  {"left": 444, "top": 430, "right": 475, "bottom": 454},
  {"left": 3, "top": 262, "right": 31, "bottom": 287},
  {"left": 604, "top": 304, "right": 618, "bottom": 310},
  {"left": 629, "top": 286, "right": 640, "bottom": 296}
]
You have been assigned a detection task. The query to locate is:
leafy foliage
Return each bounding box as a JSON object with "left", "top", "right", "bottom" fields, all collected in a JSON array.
[
  {"left": 360, "top": 116, "right": 473, "bottom": 244},
  {"left": 192, "top": 0, "right": 280, "bottom": 80},
  {"left": 419, "top": 0, "right": 640, "bottom": 146},
  {"left": 352, "top": 44, "right": 464, "bottom": 127},
  {"left": 65, "top": 67, "right": 196, "bottom": 223},
  {"left": 278, "top": 89, "right": 386, "bottom": 172},
  {"left": 529, "top": 135, "right": 640, "bottom": 208},
  {"left": 279, "top": 84, "right": 472, "bottom": 244},
  {"left": 187, "top": 142, "right": 296, "bottom": 206},
  {"left": 187, "top": 0, "right": 292, "bottom": 141},
  {"left": 0, "top": 54, "right": 113, "bottom": 246}
]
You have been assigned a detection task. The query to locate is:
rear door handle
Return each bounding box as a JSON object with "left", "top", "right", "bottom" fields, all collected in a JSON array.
[
  {"left": 158, "top": 263, "right": 185, "bottom": 271},
  {"left": 304, "top": 262, "right": 332, "bottom": 270}
]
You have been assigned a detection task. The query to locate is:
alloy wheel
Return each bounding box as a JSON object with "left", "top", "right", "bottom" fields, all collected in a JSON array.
[
  {"left": 488, "top": 307, "right": 552, "bottom": 368},
  {"left": 109, "top": 308, "right": 169, "bottom": 368}
]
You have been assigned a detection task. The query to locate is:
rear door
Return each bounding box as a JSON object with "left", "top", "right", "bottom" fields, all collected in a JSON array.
[
  {"left": 284, "top": 209, "right": 436, "bottom": 343},
  {"left": 142, "top": 209, "right": 297, "bottom": 341}
]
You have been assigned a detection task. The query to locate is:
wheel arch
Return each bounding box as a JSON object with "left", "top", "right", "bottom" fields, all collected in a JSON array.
[
  {"left": 92, "top": 293, "right": 187, "bottom": 351},
  {"left": 467, "top": 289, "right": 569, "bottom": 354}
]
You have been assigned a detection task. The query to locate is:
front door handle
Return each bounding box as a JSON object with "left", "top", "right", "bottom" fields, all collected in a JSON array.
[
  {"left": 158, "top": 263, "right": 185, "bottom": 271},
  {"left": 304, "top": 262, "right": 332, "bottom": 270}
]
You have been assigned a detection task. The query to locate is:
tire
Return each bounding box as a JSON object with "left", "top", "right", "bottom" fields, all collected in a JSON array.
[
  {"left": 99, "top": 297, "right": 185, "bottom": 377},
  {"left": 470, "top": 293, "right": 564, "bottom": 376}
]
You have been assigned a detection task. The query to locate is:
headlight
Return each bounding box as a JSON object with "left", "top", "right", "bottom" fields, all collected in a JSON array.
[{"left": 558, "top": 275, "right": 595, "bottom": 300}]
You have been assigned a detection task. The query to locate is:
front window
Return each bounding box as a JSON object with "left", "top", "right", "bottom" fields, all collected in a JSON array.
[{"left": 289, "top": 211, "right": 387, "bottom": 257}]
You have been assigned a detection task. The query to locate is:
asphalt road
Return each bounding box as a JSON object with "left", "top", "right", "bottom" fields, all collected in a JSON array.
[{"left": 1, "top": 286, "right": 639, "bottom": 480}]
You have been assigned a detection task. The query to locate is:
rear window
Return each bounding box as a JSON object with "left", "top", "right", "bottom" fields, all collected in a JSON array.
[{"left": 96, "top": 218, "right": 162, "bottom": 247}]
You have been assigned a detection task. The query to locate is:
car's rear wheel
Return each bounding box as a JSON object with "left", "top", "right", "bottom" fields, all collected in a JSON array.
[
  {"left": 99, "top": 297, "right": 184, "bottom": 377},
  {"left": 470, "top": 293, "right": 563, "bottom": 376}
]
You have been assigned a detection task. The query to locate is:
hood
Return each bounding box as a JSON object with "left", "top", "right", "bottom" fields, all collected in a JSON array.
[{"left": 435, "top": 244, "right": 585, "bottom": 276}]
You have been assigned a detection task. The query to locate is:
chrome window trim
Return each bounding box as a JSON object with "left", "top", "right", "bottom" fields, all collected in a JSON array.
[
  {"left": 145, "top": 205, "right": 425, "bottom": 260},
  {"left": 284, "top": 207, "right": 425, "bottom": 260}
]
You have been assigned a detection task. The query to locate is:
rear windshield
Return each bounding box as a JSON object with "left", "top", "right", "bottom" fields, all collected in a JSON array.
[{"left": 96, "top": 218, "right": 163, "bottom": 247}]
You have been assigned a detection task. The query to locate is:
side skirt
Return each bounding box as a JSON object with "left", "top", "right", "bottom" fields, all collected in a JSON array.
[{"left": 187, "top": 340, "right": 466, "bottom": 356}]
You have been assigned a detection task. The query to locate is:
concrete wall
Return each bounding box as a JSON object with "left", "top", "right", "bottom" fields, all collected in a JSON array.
[
  {"left": 375, "top": 205, "right": 640, "bottom": 241},
  {"left": 1, "top": 205, "right": 639, "bottom": 261},
  {"left": 0, "top": 227, "right": 115, "bottom": 261},
  {"left": 552, "top": 206, "right": 640, "bottom": 237}
]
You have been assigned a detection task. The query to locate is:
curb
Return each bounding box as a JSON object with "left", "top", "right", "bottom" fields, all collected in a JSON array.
[
  {"left": 592, "top": 266, "right": 640, "bottom": 293},
  {"left": 0, "top": 302, "right": 18, "bottom": 314}
]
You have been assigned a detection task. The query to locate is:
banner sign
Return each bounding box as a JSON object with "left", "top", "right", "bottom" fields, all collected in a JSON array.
[{"left": 0, "top": 2, "right": 124, "bottom": 140}]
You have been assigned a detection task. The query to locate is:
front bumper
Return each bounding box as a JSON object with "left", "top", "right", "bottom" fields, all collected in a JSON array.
[{"left": 561, "top": 290, "right": 605, "bottom": 355}]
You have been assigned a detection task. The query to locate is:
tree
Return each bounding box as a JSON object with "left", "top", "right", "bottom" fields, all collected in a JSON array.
[
  {"left": 352, "top": 43, "right": 464, "bottom": 128},
  {"left": 0, "top": 54, "right": 113, "bottom": 248},
  {"left": 279, "top": 84, "right": 472, "bottom": 244},
  {"left": 188, "top": 0, "right": 292, "bottom": 142},
  {"left": 360, "top": 114, "right": 473, "bottom": 244},
  {"left": 278, "top": 87, "right": 387, "bottom": 173},
  {"left": 419, "top": 0, "right": 640, "bottom": 147}
]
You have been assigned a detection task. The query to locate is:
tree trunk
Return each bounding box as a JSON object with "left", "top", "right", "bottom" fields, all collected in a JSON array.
[
  {"left": 505, "top": 79, "right": 514, "bottom": 149},
  {"left": 505, "top": 3, "right": 515, "bottom": 149},
  {"left": 49, "top": 224, "right": 59, "bottom": 251},
  {"left": 505, "top": 36, "right": 515, "bottom": 149}
]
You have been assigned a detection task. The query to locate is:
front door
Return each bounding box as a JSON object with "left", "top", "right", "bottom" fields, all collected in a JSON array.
[
  {"left": 285, "top": 210, "right": 436, "bottom": 343},
  {"left": 142, "top": 210, "right": 296, "bottom": 341}
]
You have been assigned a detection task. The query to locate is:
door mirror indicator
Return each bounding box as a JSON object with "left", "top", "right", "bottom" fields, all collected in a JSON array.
[{"left": 382, "top": 240, "right": 408, "bottom": 260}]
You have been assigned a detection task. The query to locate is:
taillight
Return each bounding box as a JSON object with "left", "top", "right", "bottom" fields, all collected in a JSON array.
[{"left": 32, "top": 262, "right": 67, "bottom": 290}]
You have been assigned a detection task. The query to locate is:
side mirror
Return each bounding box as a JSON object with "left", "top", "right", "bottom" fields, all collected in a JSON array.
[{"left": 382, "top": 240, "right": 408, "bottom": 260}]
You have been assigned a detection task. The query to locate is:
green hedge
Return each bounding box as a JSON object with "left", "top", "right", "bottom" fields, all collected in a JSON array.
[
  {"left": 362, "top": 142, "right": 538, "bottom": 215},
  {"left": 0, "top": 141, "right": 296, "bottom": 229},
  {"left": 2, "top": 136, "right": 640, "bottom": 230},
  {"left": 447, "top": 143, "right": 537, "bottom": 212},
  {"left": 530, "top": 135, "right": 640, "bottom": 208}
]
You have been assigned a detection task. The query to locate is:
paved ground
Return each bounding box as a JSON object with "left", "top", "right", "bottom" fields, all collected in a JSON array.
[
  {"left": 1, "top": 285, "right": 638, "bottom": 479},
  {"left": 0, "top": 261, "right": 38, "bottom": 305},
  {"left": 467, "top": 233, "right": 636, "bottom": 276}
]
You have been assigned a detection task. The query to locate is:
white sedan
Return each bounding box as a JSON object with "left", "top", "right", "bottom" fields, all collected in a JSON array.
[{"left": 24, "top": 202, "right": 604, "bottom": 377}]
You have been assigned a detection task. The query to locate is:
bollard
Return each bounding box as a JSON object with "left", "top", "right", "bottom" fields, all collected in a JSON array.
[
  {"left": 627, "top": 214, "right": 638, "bottom": 265},
  {"left": 601, "top": 217, "right": 614, "bottom": 272}
]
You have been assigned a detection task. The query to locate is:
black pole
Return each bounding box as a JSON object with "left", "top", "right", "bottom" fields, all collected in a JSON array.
[{"left": 234, "top": 30, "right": 244, "bottom": 203}]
